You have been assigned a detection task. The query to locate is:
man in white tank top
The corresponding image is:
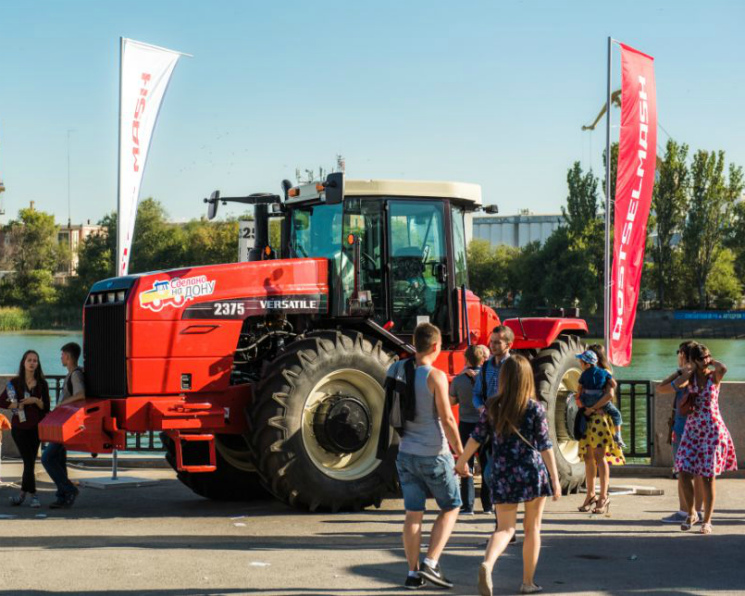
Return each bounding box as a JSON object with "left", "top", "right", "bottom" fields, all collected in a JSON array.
[{"left": 394, "top": 323, "right": 465, "bottom": 590}]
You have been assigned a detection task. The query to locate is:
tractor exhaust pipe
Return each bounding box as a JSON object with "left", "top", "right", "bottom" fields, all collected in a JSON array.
[{"left": 248, "top": 203, "right": 271, "bottom": 261}]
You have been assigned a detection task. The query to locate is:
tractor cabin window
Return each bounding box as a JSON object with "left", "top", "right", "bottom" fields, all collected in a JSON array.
[
  {"left": 388, "top": 200, "right": 449, "bottom": 334},
  {"left": 291, "top": 203, "right": 344, "bottom": 289},
  {"left": 341, "top": 199, "right": 386, "bottom": 320},
  {"left": 451, "top": 205, "right": 468, "bottom": 288}
]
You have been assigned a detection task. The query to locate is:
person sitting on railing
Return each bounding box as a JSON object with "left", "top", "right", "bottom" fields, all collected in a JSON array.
[
  {"left": 0, "top": 350, "right": 51, "bottom": 509},
  {"left": 41, "top": 342, "right": 85, "bottom": 510}
]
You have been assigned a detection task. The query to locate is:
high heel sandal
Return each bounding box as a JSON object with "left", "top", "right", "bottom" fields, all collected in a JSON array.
[
  {"left": 578, "top": 495, "right": 598, "bottom": 512},
  {"left": 592, "top": 496, "right": 611, "bottom": 515}
]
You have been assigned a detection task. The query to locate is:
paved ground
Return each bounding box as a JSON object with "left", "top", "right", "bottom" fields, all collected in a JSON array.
[{"left": 0, "top": 460, "right": 743, "bottom": 596}]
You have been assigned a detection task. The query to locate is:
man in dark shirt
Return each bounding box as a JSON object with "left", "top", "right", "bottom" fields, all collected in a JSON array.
[{"left": 42, "top": 342, "right": 85, "bottom": 509}]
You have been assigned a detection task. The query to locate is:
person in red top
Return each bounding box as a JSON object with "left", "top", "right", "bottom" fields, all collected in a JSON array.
[{"left": 0, "top": 350, "right": 51, "bottom": 508}]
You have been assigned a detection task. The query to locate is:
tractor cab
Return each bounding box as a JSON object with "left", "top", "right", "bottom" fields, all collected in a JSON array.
[{"left": 208, "top": 174, "right": 488, "bottom": 346}]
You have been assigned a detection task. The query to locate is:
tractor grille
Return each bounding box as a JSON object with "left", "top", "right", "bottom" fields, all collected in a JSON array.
[{"left": 84, "top": 300, "right": 128, "bottom": 397}]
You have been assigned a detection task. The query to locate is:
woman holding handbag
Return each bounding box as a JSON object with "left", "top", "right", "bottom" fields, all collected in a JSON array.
[
  {"left": 455, "top": 354, "right": 561, "bottom": 596},
  {"left": 673, "top": 344, "right": 737, "bottom": 534}
]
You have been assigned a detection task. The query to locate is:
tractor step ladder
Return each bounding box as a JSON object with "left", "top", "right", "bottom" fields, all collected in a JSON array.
[{"left": 174, "top": 432, "right": 217, "bottom": 473}]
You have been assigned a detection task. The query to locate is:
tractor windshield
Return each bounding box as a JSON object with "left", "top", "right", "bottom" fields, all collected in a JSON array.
[{"left": 290, "top": 204, "right": 343, "bottom": 260}]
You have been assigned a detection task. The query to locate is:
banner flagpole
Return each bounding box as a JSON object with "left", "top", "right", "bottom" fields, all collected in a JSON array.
[
  {"left": 116, "top": 36, "right": 124, "bottom": 277},
  {"left": 604, "top": 35, "right": 612, "bottom": 354},
  {"left": 112, "top": 36, "right": 124, "bottom": 481}
]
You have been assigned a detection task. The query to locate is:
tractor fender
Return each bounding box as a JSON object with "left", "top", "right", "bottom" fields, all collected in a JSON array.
[{"left": 504, "top": 317, "right": 588, "bottom": 350}]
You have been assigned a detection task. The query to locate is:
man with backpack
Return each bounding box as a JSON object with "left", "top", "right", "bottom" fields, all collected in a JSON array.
[
  {"left": 393, "top": 323, "right": 465, "bottom": 590},
  {"left": 449, "top": 344, "right": 488, "bottom": 514},
  {"left": 42, "top": 342, "right": 85, "bottom": 509},
  {"left": 472, "top": 325, "right": 514, "bottom": 515}
]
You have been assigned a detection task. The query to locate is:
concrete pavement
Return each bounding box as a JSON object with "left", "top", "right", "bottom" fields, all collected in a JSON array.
[{"left": 0, "top": 460, "right": 743, "bottom": 595}]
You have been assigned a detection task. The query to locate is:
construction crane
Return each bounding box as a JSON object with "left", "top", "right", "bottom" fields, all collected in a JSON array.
[{"left": 582, "top": 89, "right": 621, "bottom": 131}]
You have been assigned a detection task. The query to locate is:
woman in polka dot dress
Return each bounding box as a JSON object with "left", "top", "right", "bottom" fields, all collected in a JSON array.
[{"left": 673, "top": 344, "right": 737, "bottom": 534}]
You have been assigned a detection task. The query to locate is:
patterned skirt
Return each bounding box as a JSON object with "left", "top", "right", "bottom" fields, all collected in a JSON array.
[{"left": 579, "top": 412, "right": 626, "bottom": 465}]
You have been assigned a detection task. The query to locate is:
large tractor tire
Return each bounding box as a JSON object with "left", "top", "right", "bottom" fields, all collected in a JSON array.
[
  {"left": 162, "top": 432, "right": 270, "bottom": 501},
  {"left": 249, "top": 330, "right": 398, "bottom": 511},
  {"left": 532, "top": 334, "right": 586, "bottom": 493}
]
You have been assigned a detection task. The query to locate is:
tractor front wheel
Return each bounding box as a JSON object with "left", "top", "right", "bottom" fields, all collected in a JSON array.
[
  {"left": 249, "top": 331, "right": 398, "bottom": 511},
  {"left": 532, "top": 334, "right": 586, "bottom": 493}
]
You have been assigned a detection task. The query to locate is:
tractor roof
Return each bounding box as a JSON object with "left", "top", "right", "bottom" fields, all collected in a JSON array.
[
  {"left": 344, "top": 179, "right": 482, "bottom": 206},
  {"left": 288, "top": 178, "right": 482, "bottom": 208}
]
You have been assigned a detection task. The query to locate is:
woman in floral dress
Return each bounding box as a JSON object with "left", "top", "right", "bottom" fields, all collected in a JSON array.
[
  {"left": 456, "top": 355, "right": 561, "bottom": 596},
  {"left": 673, "top": 344, "right": 737, "bottom": 534}
]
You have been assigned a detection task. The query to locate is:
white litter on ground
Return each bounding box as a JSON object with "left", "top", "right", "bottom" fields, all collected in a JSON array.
[
  {"left": 249, "top": 562, "right": 271, "bottom": 567},
  {"left": 233, "top": 522, "right": 247, "bottom": 527}
]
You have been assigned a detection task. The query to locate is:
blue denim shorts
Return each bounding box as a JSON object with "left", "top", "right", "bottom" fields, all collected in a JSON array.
[{"left": 396, "top": 451, "right": 462, "bottom": 512}]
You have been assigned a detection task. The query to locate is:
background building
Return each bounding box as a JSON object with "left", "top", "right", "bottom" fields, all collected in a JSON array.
[
  {"left": 472, "top": 210, "right": 564, "bottom": 248},
  {"left": 57, "top": 220, "right": 102, "bottom": 276}
]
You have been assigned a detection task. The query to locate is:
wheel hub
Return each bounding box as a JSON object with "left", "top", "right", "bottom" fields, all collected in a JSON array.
[{"left": 313, "top": 394, "right": 372, "bottom": 454}]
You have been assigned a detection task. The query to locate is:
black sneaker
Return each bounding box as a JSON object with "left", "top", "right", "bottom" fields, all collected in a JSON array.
[
  {"left": 65, "top": 491, "right": 78, "bottom": 508},
  {"left": 419, "top": 562, "right": 454, "bottom": 589},
  {"left": 404, "top": 574, "right": 426, "bottom": 589},
  {"left": 49, "top": 499, "right": 68, "bottom": 509}
]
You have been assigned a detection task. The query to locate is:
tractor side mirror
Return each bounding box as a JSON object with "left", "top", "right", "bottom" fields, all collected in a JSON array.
[
  {"left": 324, "top": 172, "right": 344, "bottom": 205},
  {"left": 483, "top": 204, "right": 499, "bottom": 214},
  {"left": 281, "top": 179, "right": 293, "bottom": 202},
  {"left": 205, "top": 190, "right": 220, "bottom": 220}
]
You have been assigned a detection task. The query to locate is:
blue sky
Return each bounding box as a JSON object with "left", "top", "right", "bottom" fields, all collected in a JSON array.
[{"left": 0, "top": 0, "right": 743, "bottom": 224}]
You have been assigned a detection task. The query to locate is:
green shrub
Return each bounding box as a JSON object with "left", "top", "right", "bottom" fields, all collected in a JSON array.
[{"left": 0, "top": 307, "right": 32, "bottom": 331}]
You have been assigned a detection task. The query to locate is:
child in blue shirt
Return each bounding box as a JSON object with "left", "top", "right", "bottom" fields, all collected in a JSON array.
[{"left": 576, "top": 348, "right": 625, "bottom": 448}]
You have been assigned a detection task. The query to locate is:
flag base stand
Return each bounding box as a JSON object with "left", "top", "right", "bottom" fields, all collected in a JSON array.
[
  {"left": 80, "top": 476, "right": 158, "bottom": 490},
  {"left": 79, "top": 449, "right": 157, "bottom": 490}
]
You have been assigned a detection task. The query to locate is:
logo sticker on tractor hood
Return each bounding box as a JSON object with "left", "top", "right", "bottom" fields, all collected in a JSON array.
[{"left": 139, "top": 275, "right": 216, "bottom": 312}]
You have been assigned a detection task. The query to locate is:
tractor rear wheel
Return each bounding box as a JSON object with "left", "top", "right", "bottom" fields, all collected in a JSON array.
[
  {"left": 249, "top": 330, "right": 398, "bottom": 511},
  {"left": 532, "top": 334, "right": 586, "bottom": 493},
  {"left": 162, "top": 433, "right": 270, "bottom": 501}
]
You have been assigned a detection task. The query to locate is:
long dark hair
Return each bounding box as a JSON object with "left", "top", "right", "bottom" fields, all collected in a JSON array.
[
  {"left": 13, "top": 350, "right": 49, "bottom": 396},
  {"left": 488, "top": 354, "right": 535, "bottom": 437},
  {"left": 587, "top": 344, "right": 612, "bottom": 373}
]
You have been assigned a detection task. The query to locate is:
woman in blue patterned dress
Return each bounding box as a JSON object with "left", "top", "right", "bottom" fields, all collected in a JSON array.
[{"left": 456, "top": 354, "right": 561, "bottom": 596}]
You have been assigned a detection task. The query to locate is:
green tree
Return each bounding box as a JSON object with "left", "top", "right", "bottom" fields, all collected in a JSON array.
[
  {"left": 183, "top": 218, "right": 240, "bottom": 265},
  {"left": 559, "top": 163, "right": 604, "bottom": 313},
  {"left": 724, "top": 181, "right": 745, "bottom": 286},
  {"left": 705, "top": 248, "right": 742, "bottom": 309},
  {"left": 651, "top": 140, "right": 690, "bottom": 308},
  {"left": 0, "top": 207, "right": 65, "bottom": 305},
  {"left": 681, "top": 151, "right": 743, "bottom": 308},
  {"left": 129, "top": 198, "right": 187, "bottom": 273},
  {"left": 466, "top": 240, "right": 520, "bottom": 304},
  {"left": 563, "top": 162, "right": 600, "bottom": 235}
]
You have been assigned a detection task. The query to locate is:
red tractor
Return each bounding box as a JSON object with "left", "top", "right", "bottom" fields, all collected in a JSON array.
[{"left": 40, "top": 174, "right": 588, "bottom": 511}]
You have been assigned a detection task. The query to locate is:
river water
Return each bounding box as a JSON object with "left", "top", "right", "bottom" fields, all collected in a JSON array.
[{"left": 0, "top": 333, "right": 742, "bottom": 380}]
